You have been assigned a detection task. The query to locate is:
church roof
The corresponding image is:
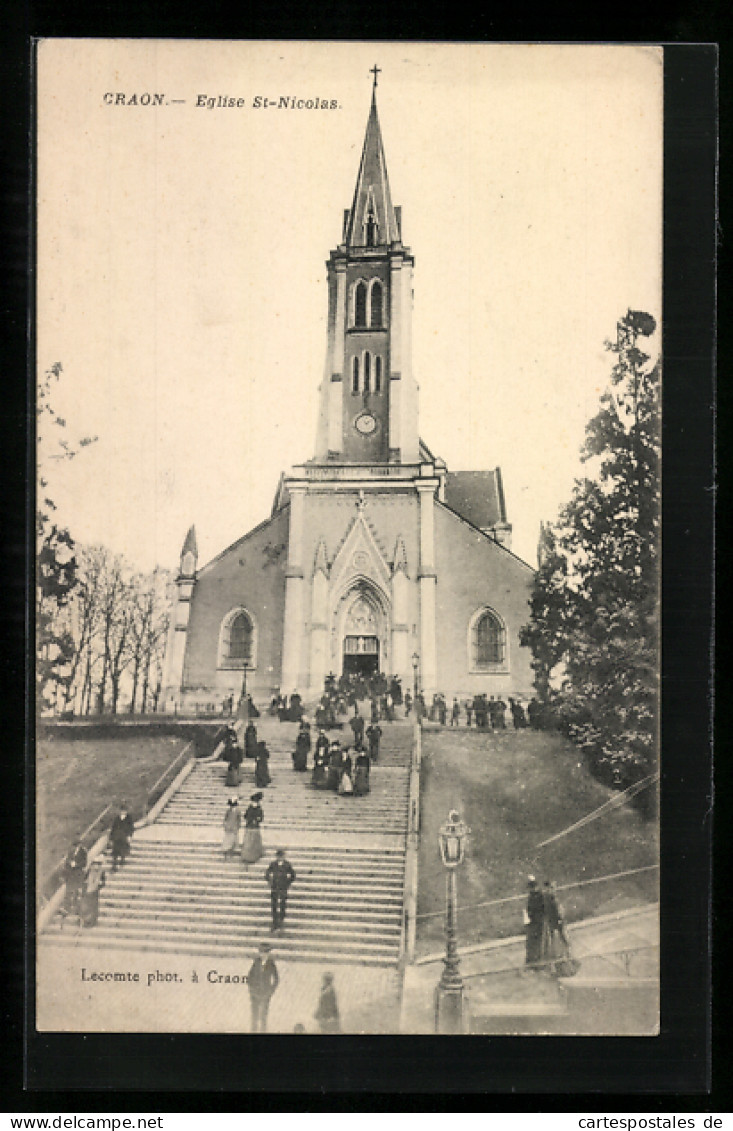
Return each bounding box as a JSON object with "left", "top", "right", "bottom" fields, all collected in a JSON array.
[
  {"left": 443, "top": 469, "right": 507, "bottom": 530},
  {"left": 344, "top": 86, "right": 400, "bottom": 249}
]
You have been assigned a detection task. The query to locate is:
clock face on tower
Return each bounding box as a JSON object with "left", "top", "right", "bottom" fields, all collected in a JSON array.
[{"left": 355, "top": 413, "right": 377, "bottom": 435}]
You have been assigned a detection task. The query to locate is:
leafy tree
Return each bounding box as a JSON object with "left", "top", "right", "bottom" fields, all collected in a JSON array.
[
  {"left": 36, "top": 364, "right": 96, "bottom": 714},
  {"left": 520, "top": 310, "right": 660, "bottom": 800}
]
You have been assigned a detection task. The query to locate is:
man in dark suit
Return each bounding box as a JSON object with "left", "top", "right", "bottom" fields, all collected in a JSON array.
[
  {"left": 247, "top": 942, "right": 279, "bottom": 1032},
  {"left": 265, "top": 849, "right": 296, "bottom": 932}
]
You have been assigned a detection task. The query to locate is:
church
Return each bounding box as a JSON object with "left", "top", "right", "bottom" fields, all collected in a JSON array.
[{"left": 162, "top": 78, "right": 535, "bottom": 711}]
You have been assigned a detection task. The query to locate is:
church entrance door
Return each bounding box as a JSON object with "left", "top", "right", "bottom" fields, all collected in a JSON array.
[{"left": 343, "top": 635, "right": 379, "bottom": 677}]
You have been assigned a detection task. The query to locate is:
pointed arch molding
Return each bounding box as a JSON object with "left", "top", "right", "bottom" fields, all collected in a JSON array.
[
  {"left": 467, "top": 605, "right": 509, "bottom": 674},
  {"left": 348, "top": 276, "right": 389, "bottom": 331},
  {"left": 328, "top": 510, "right": 392, "bottom": 595},
  {"left": 332, "top": 575, "right": 392, "bottom": 674},
  {"left": 217, "top": 606, "right": 258, "bottom": 670}
]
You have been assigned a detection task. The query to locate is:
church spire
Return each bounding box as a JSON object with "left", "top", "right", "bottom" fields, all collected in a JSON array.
[{"left": 344, "top": 70, "right": 401, "bottom": 249}]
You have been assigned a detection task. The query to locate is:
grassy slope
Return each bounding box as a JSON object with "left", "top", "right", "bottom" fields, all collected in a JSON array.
[
  {"left": 37, "top": 733, "right": 188, "bottom": 880},
  {"left": 416, "top": 727, "right": 658, "bottom": 956}
]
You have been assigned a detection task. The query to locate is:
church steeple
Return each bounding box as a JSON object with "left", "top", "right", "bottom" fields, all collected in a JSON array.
[
  {"left": 314, "top": 70, "right": 419, "bottom": 466},
  {"left": 344, "top": 82, "right": 401, "bottom": 249}
]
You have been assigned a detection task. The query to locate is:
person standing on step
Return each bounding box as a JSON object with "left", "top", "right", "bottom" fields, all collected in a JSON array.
[
  {"left": 244, "top": 720, "right": 258, "bottom": 759},
  {"left": 366, "top": 721, "right": 382, "bottom": 763},
  {"left": 450, "top": 697, "right": 461, "bottom": 726},
  {"left": 292, "top": 721, "right": 311, "bottom": 772},
  {"left": 353, "top": 748, "right": 371, "bottom": 796},
  {"left": 465, "top": 698, "right": 474, "bottom": 727},
  {"left": 254, "top": 741, "right": 272, "bottom": 788},
  {"left": 241, "top": 793, "right": 265, "bottom": 865},
  {"left": 62, "top": 839, "right": 88, "bottom": 920},
  {"left": 326, "top": 741, "right": 343, "bottom": 791},
  {"left": 80, "top": 857, "right": 106, "bottom": 928},
  {"left": 265, "top": 848, "right": 296, "bottom": 933},
  {"left": 524, "top": 875, "right": 545, "bottom": 970},
  {"left": 109, "top": 801, "right": 134, "bottom": 871},
  {"left": 225, "top": 733, "right": 243, "bottom": 787},
  {"left": 315, "top": 727, "right": 329, "bottom": 762},
  {"left": 247, "top": 942, "right": 279, "bottom": 1033},
  {"left": 222, "top": 796, "right": 242, "bottom": 857},
  {"left": 338, "top": 749, "right": 354, "bottom": 795},
  {"left": 349, "top": 711, "right": 365, "bottom": 747},
  {"left": 404, "top": 690, "right": 412, "bottom": 717},
  {"left": 314, "top": 972, "right": 341, "bottom": 1033}
]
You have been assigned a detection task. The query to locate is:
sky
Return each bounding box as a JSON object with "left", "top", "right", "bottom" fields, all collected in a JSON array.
[{"left": 37, "top": 41, "right": 662, "bottom": 572}]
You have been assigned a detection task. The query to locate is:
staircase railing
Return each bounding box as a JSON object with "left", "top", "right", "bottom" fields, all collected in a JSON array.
[
  {"left": 462, "top": 940, "right": 659, "bottom": 983},
  {"left": 37, "top": 804, "right": 112, "bottom": 912},
  {"left": 142, "top": 741, "right": 196, "bottom": 820},
  {"left": 401, "top": 721, "right": 422, "bottom": 962}
]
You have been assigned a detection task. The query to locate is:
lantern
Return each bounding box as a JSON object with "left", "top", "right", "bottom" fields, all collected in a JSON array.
[{"left": 438, "top": 810, "right": 469, "bottom": 868}]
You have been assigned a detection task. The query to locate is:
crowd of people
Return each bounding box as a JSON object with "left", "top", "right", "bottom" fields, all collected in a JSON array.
[
  {"left": 268, "top": 672, "right": 404, "bottom": 729},
  {"left": 407, "top": 692, "right": 547, "bottom": 730}
]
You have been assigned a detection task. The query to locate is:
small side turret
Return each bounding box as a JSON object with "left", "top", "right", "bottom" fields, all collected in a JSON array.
[{"left": 179, "top": 525, "right": 198, "bottom": 579}]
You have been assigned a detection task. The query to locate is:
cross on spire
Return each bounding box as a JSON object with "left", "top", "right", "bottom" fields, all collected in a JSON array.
[{"left": 370, "top": 64, "right": 381, "bottom": 90}]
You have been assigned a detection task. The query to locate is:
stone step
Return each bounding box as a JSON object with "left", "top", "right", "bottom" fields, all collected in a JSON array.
[
  {"left": 92, "top": 905, "right": 402, "bottom": 936},
  {"left": 115, "top": 850, "right": 407, "bottom": 873},
  {"left": 42, "top": 722, "right": 414, "bottom": 970},
  {"left": 82, "top": 914, "right": 400, "bottom": 947},
  {"left": 43, "top": 928, "right": 400, "bottom": 966},
  {"left": 155, "top": 818, "right": 408, "bottom": 834},
  {"left": 133, "top": 840, "right": 406, "bottom": 860},
  {"left": 104, "top": 874, "right": 406, "bottom": 897},
  {"left": 102, "top": 892, "right": 404, "bottom": 916}
]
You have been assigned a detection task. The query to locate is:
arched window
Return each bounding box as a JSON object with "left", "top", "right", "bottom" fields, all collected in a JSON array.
[
  {"left": 469, "top": 608, "right": 506, "bottom": 670},
  {"left": 375, "top": 356, "right": 382, "bottom": 394},
  {"left": 219, "top": 608, "right": 256, "bottom": 669},
  {"left": 354, "top": 281, "right": 367, "bottom": 328},
  {"left": 364, "top": 352, "right": 371, "bottom": 393},
  {"left": 352, "top": 356, "right": 360, "bottom": 394},
  {"left": 370, "top": 280, "right": 383, "bottom": 328}
]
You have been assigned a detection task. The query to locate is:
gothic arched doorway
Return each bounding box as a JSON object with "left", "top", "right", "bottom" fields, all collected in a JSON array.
[{"left": 333, "top": 581, "right": 389, "bottom": 678}]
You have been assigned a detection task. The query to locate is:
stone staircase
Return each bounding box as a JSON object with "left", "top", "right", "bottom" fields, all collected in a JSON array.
[
  {"left": 157, "top": 732, "right": 411, "bottom": 836},
  {"left": 42, "top": 718, "right": 414, "bottom": 968}
]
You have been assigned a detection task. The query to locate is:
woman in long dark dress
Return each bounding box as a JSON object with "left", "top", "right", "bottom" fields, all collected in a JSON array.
[
  {"left": 353, "top": 750, "right": 371, "bottom": 796},
  {"left": 225, "top": 740, "right": 243, "bottom": 787},
  {"left": 314, "top": 973, "right": 341, "bottom": 1033},
  {"left": 244, "top": 721, "right": 258, "bottom": 759},
  {"left": 292, "top": 724, "right": 311, "bottom": 772},
  {"left": 241, "top": 792, "right": 265, "bottom": 864},
  {"left": 254, "top": 741, "right": 272, "bottom": 788},
  {"left": 540, "top": 880, "right": 572, "bottom": 974},
  {"left": 524, "top": 876, "right": 544, "bottom": 969},
  {"left": 326, "top": 743, "right": 342, "bottom": 791}
]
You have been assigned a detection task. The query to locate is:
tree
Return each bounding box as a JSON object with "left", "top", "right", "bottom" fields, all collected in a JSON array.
[
  {"left": 520, "top": 310, "right": 660, "bottom": 798},
  {"left": 36, "top": 363, "right": 97, "bottom": 714}
]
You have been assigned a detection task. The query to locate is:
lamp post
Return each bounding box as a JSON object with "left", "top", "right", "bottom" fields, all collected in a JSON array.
[
  {"left": 237, "top": 659, "right": 249, "bottom": 721},
  {"left": 411, "top": 651, "right": 420, "bottom": 703},
  {"left": 435, "top": 809, "right": 470, "bottom": 1033}
]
